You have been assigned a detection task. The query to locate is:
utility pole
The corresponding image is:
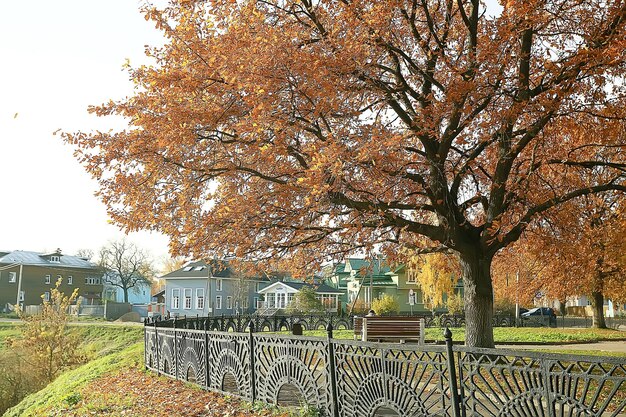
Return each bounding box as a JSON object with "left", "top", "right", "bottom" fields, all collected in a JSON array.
[{"left": 16, "top": 264, "right": 23, "bottom": 308}]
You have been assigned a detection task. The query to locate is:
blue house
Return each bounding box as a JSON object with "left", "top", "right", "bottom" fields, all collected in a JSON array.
[
  {"left": 102, "top": 272, "right": 152, "bottom": 305},
  {"left": 161, "top": 260, "right": 270, "bottom": 317}
]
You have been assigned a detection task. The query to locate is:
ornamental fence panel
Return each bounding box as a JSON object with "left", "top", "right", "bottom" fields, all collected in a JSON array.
[
  {"left": 149, "top": 313, "right": 515, "bottom": 332},
  {"left": 144, "top": 322, "right": 626, "bottom": 417}
]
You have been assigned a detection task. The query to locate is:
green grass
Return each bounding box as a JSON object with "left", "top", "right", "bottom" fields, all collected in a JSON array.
[
  {"left": 3, "top": 342, "right": 144, "bottom": 417},
  {"left": 290, "top": 326, "right": 626, "bottom": 344}
]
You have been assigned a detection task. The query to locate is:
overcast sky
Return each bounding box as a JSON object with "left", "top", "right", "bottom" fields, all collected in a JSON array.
[
  {"left": 0, "top": 0, "right": 170, "bottom": 263},
  {"left": 0, "top": 1, "right": 503, "bottom": 266}
]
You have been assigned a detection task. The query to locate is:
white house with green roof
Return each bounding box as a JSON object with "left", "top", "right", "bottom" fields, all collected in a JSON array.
[
  {"left": 327, "top": 257, "right": 463, "bottom": 314},
  {"left": 256, "top": 280, "right": 344, "bottom": 315}
]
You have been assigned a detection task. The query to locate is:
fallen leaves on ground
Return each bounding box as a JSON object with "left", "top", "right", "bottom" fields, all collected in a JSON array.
[{"left": 46, "top": 368, "right": 289, "bottom": 417}]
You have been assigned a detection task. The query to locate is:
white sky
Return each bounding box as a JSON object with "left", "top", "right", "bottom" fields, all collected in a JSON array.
[
  {"left": 0, "top": 0, "right": 171, "bottom": 264},
  {"left": 0, "top": 1, "right": 503, "bottom": 267}
]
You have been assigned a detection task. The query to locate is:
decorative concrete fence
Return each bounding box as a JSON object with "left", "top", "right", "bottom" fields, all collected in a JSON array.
[{"left": 144, "top": 321, "right": 626, "bottom": 417}]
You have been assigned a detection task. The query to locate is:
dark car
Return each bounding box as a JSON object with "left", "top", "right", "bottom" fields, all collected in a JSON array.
[
  {"left": 521, "top": 307, "right": 557, "bottom": 327},
  {"left": 521, "top": 307, "right": 556, "bottom": 318}
]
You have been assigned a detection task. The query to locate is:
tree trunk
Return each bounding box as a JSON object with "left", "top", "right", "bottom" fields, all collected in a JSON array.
[
  {"left": 123, "top": 288, "right": 129, "bottom": 303},
  {"left": 460, "top": 251, "right": 495, "bottom": 348},
  {"left": 590, "top": 291, "right": 606, "bottom": 329}
]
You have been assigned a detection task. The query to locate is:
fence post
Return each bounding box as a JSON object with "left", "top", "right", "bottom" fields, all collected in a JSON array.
[
  {"left": 248, "top": 321, "right": 256, "bottom": 403},
  {"left": 326, "top": 323, "right": 340, "bottom": 417},
  {"left": 154, "top": 319, "right": 160, "bottom": 376},
  {"left": 173, "top": 317, "right": 178, "bottom": 380},
  {"left": 444, "top": 327, "right": 462, "bottom": 417},
  {"left": 204, "top": 319, "right": 210, "bottom": 390}
]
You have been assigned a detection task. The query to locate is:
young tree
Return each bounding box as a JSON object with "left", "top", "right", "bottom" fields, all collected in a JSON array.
[
  {"left": 9, "top": 280, "right": 85, "bottom": 384},
  {"left": 407, "top": 253, "right": 460, "bottom": 310},
  {"left": 520, "top": 196, "right": 626, "bottom": 328},
  {"left": 371, "top": 294, "right": 400, "bottom": 315},
  {"left": 287, "top": 287, "right": 324, "bottom": 314},
  {"left": 66, "top": 1, "right": 626, "bottom": 347},
  {"left": 99, "top": 240, "right": 155, "bottom": 303}
]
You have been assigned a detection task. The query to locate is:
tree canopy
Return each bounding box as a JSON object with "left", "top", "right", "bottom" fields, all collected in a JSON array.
[{"left": 66, "top": 0, "right": 626, "bottom": 346}]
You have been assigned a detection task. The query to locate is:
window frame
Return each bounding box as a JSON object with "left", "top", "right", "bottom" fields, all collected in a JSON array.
[
  {"left": 68, "top": 276, "right": 73, "bottom": 285},
  {"left": 215, "top": 295, "right": 222, "bottom": 310},
  {"left": 196, "top": 288, "right": 205, "bottom": 310},
  {"left": 226, "top": 296, "right": 233, "bottom": 310},
  {"left": 184, "top": 288, "right": 192, "bottom": 310},
  {"left": 216, "top": 279, "right": 223, "bottom": 292},
  {"left": 171, "top": 288, "right": 180, "bottom": 309},
  {"left": 45, "top": 275, "right": 51, "bottom": 284},
  {"left": 8, "top": 272, "right": 16, "bottom": 283}
]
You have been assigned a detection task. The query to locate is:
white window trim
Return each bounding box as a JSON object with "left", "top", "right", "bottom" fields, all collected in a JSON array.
[
  {"left": 68, "top": 276, "right": 73, "bottom": 285},
  {"left": 43, "top": 291, "right": 50, "bottom": 301},
  {"left": 8, "top": 272, "right": 16, "bottom": 283},
  {"left": 196, "top": 288, "right": 205, "bottom": 310},
  {"left": 56, "top": 274, "right": 62, "bottom": 284},
  {"left": 184, "top": 288, "right": 192, "bottom": 310},
  {"left": 18, "top": 291, "right": 24, "bottom": 302},
  {"left": 227, "top": 296, "right": 233, "bottom": 310},
  {"left": 171, "top": 288, "right": 180, "bottom": 309},
  {"left": 216, "top": 279, "right": 223, "bottom": 292},
  {"left": 45, "top": 275, "right": 51, "bottom": 284},
  {"left": 215, "top": 295, "right": 222, "bottom": 310}
]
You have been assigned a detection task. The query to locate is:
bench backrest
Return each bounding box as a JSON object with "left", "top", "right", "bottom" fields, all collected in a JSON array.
[{"left": 353, "top": 316, "right": 425, "bottom": 344}]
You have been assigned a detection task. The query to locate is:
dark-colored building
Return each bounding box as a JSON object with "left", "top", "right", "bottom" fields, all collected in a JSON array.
[{"left": 0, "top": 249, "right": 103, "bottom": 311}]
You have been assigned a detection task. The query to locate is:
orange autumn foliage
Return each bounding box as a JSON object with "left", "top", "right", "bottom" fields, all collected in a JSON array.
[{"left": 65, "top": 1, "right": 626, "bottom": 346}]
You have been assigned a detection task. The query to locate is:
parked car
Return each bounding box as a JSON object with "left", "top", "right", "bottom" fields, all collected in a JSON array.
[
  {"left": 521, "top": 307, "right": 556, "bottom": 318},
  {"left": 521, "top": 307, "right": 557, "bottom": 327}
]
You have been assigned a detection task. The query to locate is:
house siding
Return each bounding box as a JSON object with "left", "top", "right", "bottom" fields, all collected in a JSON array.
[
  {"left": 0, "top": 264, "right": 103, "bottom": 310},
  {"left": 164, "top": 277, "right": 266, "bottom": 317}
]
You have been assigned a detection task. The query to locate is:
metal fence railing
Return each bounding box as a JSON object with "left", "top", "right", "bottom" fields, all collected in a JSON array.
[{"left": 144, "top": 322, "right": 626, "bottom": 417}]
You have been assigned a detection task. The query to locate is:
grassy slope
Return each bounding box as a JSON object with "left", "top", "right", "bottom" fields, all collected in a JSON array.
[
  {"left": 2, "top": 324, "right": 144, "bottom": 417},
  {"left": 4, "top": 343, "right": 143, "bottom": 417}
]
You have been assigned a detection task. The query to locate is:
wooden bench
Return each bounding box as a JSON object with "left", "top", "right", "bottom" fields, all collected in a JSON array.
[{"left": 353, "top": 316, "right": 425, "bottom": 344}]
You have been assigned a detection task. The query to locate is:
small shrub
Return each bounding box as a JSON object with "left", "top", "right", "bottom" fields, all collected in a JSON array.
[
  {"left": 372, "top": 294, "right": 399, "bottom": 315},
  {"left": 446, "top": 293, "right": 464, "bottom": 315},
  {"left": 64, "top": 393, "right": 82, "bottom": 406},
  {"left": 291, "top": 403, "right": 320, "bottom": 417}
]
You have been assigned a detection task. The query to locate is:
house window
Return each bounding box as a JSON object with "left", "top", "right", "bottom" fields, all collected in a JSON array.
[
  {"left": 18, "top": 291, "right": 24, "bottom": 302},
  {"left": 216, "top": 279, "right": 223, "bottom": 291},
  {"left": 241, "top": 297, "right": 249, "bottom": 309},
  {"left": 196, "top": 288, "right": 205, "bottom": 309},
  {"left": 287, "top": 293, "right": 294, "bottom": 305},
  {"left": 227, "top": 296, "right": 233, "bottom": 310},
  {"left": 85, "top": 277, "right": 101, "bottom": 285},
  {"left": 184, "top": 288, "right": 192, "bottom": 309},
  {"left": 56, "top": 274, "right": 62, "bottom": 283},
  {"left": 215, "top": 296, "right": 222, "bottom": 310},
  {"left": 68, "top": 276, "right": 73, "bottom": 285},
  {"left": 8, "top": 272, "right": 16, "bottom": 283},
  {"left": 171, "top": 289, "right": 180, "bottom": 309},
  {"left": 183, "top": 266, "right": 193, "bottom": 272},
  {"left": 267, "top": 293, "right": 275, "bottom": 308},
  {"left": 43, "top": 291, "right": 50, "bottom": 302},
  {"left": 256, "top": 282, "right": 262, "bottom": 292},
  {"left": 277, "top": 293, "right": 286, "bottom": 309},
  {"left": 254, "top": 297, "right": 260, "bottom": 309},
  {"left": 50, "top": 256, "right": 60, "bottom": 263},
  {"left": 45, "top": 275, "right": 51, "bottom": 284}
]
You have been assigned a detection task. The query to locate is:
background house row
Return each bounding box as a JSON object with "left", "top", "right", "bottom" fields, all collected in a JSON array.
[{"left": 0, "top": 249, "right": 152, "bottom": 314}]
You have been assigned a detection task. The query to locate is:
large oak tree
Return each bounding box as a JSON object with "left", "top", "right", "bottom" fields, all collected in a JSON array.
[{"left": 67, "top": 0, "right": 626, "bottom": 347}]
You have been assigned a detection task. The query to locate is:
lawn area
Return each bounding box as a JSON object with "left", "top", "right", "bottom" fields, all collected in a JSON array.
[{"left": 293, "top": 326, "right": 626, "bottom": 344}]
